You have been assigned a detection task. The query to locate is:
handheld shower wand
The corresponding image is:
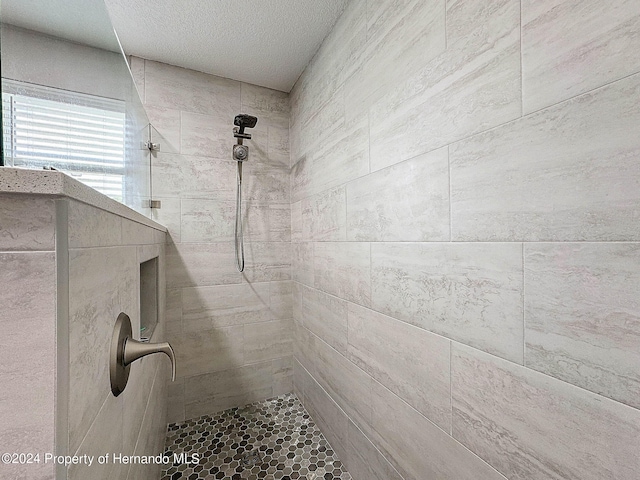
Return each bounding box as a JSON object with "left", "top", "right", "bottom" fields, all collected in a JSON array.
[{"left": 232, "top": 114, "right": 258, "bottom": 272}]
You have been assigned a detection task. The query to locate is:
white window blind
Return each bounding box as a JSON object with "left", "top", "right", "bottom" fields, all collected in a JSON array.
[{"left": 2, "top": 80, "right": 126, "bottom": 201}]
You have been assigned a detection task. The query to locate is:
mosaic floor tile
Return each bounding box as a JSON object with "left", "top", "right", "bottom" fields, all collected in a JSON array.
[{"left": 160, "top": 393, "right": 352, "bottom": 480}]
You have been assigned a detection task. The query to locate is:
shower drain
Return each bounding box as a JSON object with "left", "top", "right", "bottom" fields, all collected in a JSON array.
[{"left": 240, "top": 449, "right": 262, "bottom": 467}]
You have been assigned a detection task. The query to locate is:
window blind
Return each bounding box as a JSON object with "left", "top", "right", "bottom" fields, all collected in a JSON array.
[{"left": 2, "top": 80, "right": 126, "bottom": 200}]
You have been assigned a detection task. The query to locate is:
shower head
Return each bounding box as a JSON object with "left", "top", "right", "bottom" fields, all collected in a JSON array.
[{"left": 234, "top": 114, "right": 258, "bottom": 139}]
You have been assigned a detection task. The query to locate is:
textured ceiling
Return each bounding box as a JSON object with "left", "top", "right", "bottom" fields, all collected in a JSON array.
[{"left": 103, "top": 0, "right": 349, "bottom": 92}]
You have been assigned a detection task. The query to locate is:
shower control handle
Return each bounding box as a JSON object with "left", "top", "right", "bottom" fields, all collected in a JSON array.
[
  {"left": 123, "top": 338, "right": 176, "bottom": 381},
  {"left": 110, "top": 312, "right": 176, "bottom": 397}
]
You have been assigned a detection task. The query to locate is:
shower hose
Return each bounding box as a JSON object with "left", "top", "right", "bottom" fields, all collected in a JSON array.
[{"left": 234, "top": 160, "right": 245, "bottom": 272}]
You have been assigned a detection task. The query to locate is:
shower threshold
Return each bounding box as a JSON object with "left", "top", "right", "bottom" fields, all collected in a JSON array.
[{"left": 160, "top": 393, "right": 352, "bottom": 480}]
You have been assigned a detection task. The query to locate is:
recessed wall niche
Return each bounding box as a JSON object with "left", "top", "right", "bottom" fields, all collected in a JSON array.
[{"left": 140, "top": 256, "right": 158, "bottom": 340}]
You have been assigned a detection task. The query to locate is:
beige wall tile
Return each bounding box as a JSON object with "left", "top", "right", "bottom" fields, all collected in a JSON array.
[
  {"left": 241, "top": 82, "right": 289, "bottom": 116},
  {"left": 269, "top": 280, "right": 293, "bottom": 320},
  {"left": 181, "top": 111, "right": 233, "bottom": 158},
  {"left": 146, "top": 105, "right": 181, "bottom": 153},
  {"left": 242, "top": 242, "right": 291, "bottom": 282},
  {"left": 152, "top": 152, "right": 235, "bottom": 199},
  {"left": 372, "top": 242, "right": 523, "bottom": 362},
  {"left": 0, "top": 252, "right": 56, "bottom": 480},
  {"left": 181, "top": 199, "right": 235, "bottom": 243},
  {"left": 166, "top": 242, "right": 242, "bottom": 288},
  {"left": 450, "top": 73, "right": 640, "bottom": 241},
  {"left": 68, "top": 394, "right": 123, "bottom": 480},
  {"left": 68, "top": 201, "right": 122, "bottom": 248},
  {"left": 171, "top": 326, "right": 244, "bottom": 378},
  {"left": 525, "top": 243, "right": 640, "bottom": 408},
  {"left": 304, "top": 374, "right": 349, "bottom": 463},
  {"left": 182, "top": 282, "right": 272, "bottom": 331},
  {"left": 346, "top": 148, "right": 449, "bottom": 241},
  {"left": 68, "top": 246, "right": 138, "bottom": 453},
  {"left": 368, "top": 379, "right": 505, "bottom": 480},
  {"left": 314, "top": 242, "right": 371, "bottom": 307},
  {"left": 346, "top": 420, "right": 403, "bottom": 480},
  {"left": 244, "top": 319, "right": 293, "bottom": 364},
  {"left": 184, "top": 361, "right": 274, "bottom": 418},
  {"left": 144, "top": 59, "right": 240, "bottom": 117},
  {"left": 150, "top": 197, "right": 181, "bottom": 243},
  {"left": 369, "top": 0, "right": 521, "bottom": 171},
  {"left": 302, "top": 285, "right": 348, "bottom": 355},
  {"left": 347, "top": 303, "right": 451, "bottom": 430},
  {"left": 301, "top": 186, "right": 347, "bottom": 241},
  {"left": 0, "top": 194, "right": 56, "bottom": 251},
  {"left": 312, "top": 336, "right": 373, "bottom": 428},
  {"left": 522, "top": 0, "right": 640, "bottom": 113},
  {"left": 292, "top": 242, "right": 314, "bottom": 286},
  {"left": 452, "top": 343, "right": 640, "bottom": 480}
]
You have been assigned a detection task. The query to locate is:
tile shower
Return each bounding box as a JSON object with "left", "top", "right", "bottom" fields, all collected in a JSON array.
[
  {"left": 1, "top": 0, "right": 640, "bottom": 479},
  {"left": 138, "top": 0, "right": 640, "bottom": 478}
]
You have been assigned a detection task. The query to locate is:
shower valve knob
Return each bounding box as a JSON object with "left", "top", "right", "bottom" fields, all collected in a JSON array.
[{"left": 233, "top": 144, "right": 249, "bottom": 161}]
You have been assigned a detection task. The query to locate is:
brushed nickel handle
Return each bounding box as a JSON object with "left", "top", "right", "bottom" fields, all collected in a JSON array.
[
  {"left": 110, "top": 312, "right": 176, "bottom": 397},
  {"left": 123, "top": 338, "right": 176, "bottom": 381}
]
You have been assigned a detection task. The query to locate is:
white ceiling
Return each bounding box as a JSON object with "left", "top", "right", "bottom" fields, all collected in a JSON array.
[{"left": 103, "top": 0, "right": 349, "bottom": 92}]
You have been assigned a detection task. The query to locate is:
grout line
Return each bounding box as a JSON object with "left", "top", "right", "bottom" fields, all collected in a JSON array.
[
  {"left": 520, "top": 0, "right": 523, "bottom": 117},
  {"left": 449, "top": 339, "right": 453, "bottom": 436},
  {"left": 522, "top": 242, "right": 526, "bottom": 366},
  {"left": 522, "top": 69, "right": 640, "bottom": 117},
  {"left": 447, "top": 144, "right": 452, "bottom": 241}
]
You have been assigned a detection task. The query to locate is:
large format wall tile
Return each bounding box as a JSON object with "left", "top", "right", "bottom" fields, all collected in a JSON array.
[
  {"left": 525, "top": 243, "right": 640, "bottom": 408},
  {"left": 166, "top": 242, "right": 242, "bottom": 288},
  {"left": 181, "top": 282, "right": 271, "bottom": 331},
  {"left": 243, "top": 163, "right": 291, "bottom": 204},
  {"left": 152, "top": 153, "right": 235, "bottom": 199},
  {"left": 241, "top": 83, "right": 289, "bottom": 116},
  {"left": 314, "top": 242, "right": 371, "bottom": 307},
  {"left": 184, "top": 360, "right": 277, "bottom": 418},
  {"left": 302, "top": 285, "right": 348, "bottom": 355},
  {"left": 451, "top": 73, "right": 640, "bottom": 241},
  {"left": 68, "top": 201, "right": 122, "bottom": 248},
  {"left": 182, "top": 200, "right": 290, "bottom": 243},
  {"left": 146, "top": 105, "right": 181, "bottom": 153},
  {"left": 303, "top": 374, "right": 349, "bottom": 462},
  {"left": 144, "top": 59, "right": 240, "bottom": 117},
  {"left": 312, "top": 335, "right": 373, "bottom": 428},
  {"left": 369, "top": 0, "right": 521, "bottom": 171},
  {"left": 346, "top": 420, "right": 403, "bottom": 480},
  {"left": 171, "top": 326, "right": 244, "bottom": 378},
  {"left": 346, "top": 148, "right": 449, "bottom": 241},
  {"left": 181, "top": 111, "right": 234, "bottom": 158},
  {"left": 244, "top": 318, "right": 293, "bottom": 364},
  {"left": 68, "top": 246, "right": 138, "bottom": 453},
  {"left": 68, "top": 394, "right": 123, "bottom": 480},
  {"left": 347, "top": 303, "right": 451, "bottom": 430},
  {"left": 0, "top": 252, "right": 55, "bottom": 480},
  {"left": 344, "top": 0, "right": 445, "bottom": 124},
  {"left": 0, "top": 195, "right": 55, "bottom": 250},
  {"left": 292, "top": 242, "right": 314, "bottom": 286},
  {"left": 452, "top": 343, "right": 640, "bottom": 480},
  {"left": 368, "top": 380, "right": 506, "bottom": 480},
  {"left": 371, "top": 242, "right": 523, "bottom": 362},
  {"left": 522, "top": 0, "right": 640, "bottom": 113},
  {"left": 301, "top": 186, "right": 347, "bottom": 241},
  {"left": 181, "top": 199, "right": 235, "bottom": 243},
  {"left": 242, "top": 242, "right": 291, "bottom": 282}
]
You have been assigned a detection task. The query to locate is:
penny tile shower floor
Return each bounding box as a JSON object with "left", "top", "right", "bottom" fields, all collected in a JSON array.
[{"left": 160, "top": 393, "right": 352, "bottom": 480}]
